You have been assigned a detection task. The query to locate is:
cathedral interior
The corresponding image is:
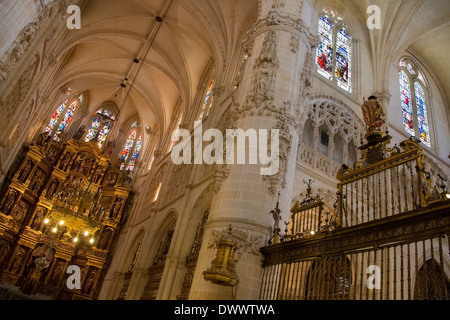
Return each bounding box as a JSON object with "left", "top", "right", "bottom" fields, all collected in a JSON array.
[{"left": 0, "top": 0, "right": 449, "bottom": 301}]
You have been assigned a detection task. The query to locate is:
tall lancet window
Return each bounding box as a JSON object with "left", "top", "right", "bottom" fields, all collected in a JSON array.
[
  {"left": 85, "top": 107, "right": 116, "bottom": 149},
  {"left": 398, "top": 59, "right": 431, "bottom": 147},
  {"left": 119, "top": 123, "right": 143, "bottom": 172},
  {"left": 316, "top": 9, "right": 352, "bottom": 92},
  {"left": 45, "top": 95, "right": 82, "bottom": 141},
  {"left": 198, "top": 79, "right": 215, "bottom": 121}
]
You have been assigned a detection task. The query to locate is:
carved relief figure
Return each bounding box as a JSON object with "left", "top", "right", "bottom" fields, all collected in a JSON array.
[
  {"left": 110, "top": 197, "right": 123, "bottom": 219},
  {"left": 104, "top": 172, "right": 118, "bottom": 187},
  {"left": 98, "top": 227, "right": 113, "bottom": 250},
  {"left": 0, "top": 240, "right": 11, "bottom": 266},
  {"left": 58, "top": 153, "right": 72, "bottom": 171},
  {"left": 46, "top": 179, "right": 59, "bottom": 199},
  {"left": 257, "top": 61, "right": 270, "bottom": 93},
  {"left": 71, "top": 152, "right": 86, "bottom": 171},
  {"left": 49, "top": 262, "right": 64, "bottom": 286},
  {"left": 11, "top": 200, "right": 29, "bottom": 224},
  {"left": 46, "top": 145, "right": 60, "bottom": 164},
  {"left": 30, "top": 206, "right": 46, "bottom": 230},
  {"left": 9, "top": 248, "right": 25, "bottom": 274},
  {"left": 17, "top": 160, "right": 33, "bottom": 182},
  {"left": 83, "top": 270, "right": 97, "bottom": 295},
  {"left": 92, "top": 166, "right": 103, "bottom": 184},
  {"left": 1, "top": 190, "right": 18, "bottom": 214},
  {"left": 29, "top": 169, "right": 45, "bottom": 193}
]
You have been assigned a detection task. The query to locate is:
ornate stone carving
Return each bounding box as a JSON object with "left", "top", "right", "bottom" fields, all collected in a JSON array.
[
  {"left": 0, "top": 0, "right": 58, "bottom": 83},
  {"left": 3, "top": 55, "right": 40, "bottom": 130}
]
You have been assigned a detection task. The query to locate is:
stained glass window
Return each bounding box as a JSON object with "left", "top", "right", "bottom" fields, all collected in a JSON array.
[
  {"left": 127, "top": 134, "right": 142, "bottom": 171},
  {"left": 399, "top": 61, "right": 431, "bottom": 147},
  {"left": 316, "top": 9, "right": 352, "bottom": 92},
  {"left": 46, "top": 99, "right": 69, "bottom": 134},
  {"left": 399, "top": 70, "right": 414, "bottom": 136},
  {"left": 335, "top": 28, "right": 351, "bottom": 92},
  {"left": 406, "top": 64, "right": 415, "bottom": 75},
  {"left": 85, "top": 107, "right": 116, "bottom": 149},
  {"left": 97, "top": 122, "right": 112, "bottom": 149},
  {"left": 415, "top": 83, "right": 430, "bottom": 146},
  {"left": 199, "top": 79, "right": 215, "bottom": 121},
  {"left": 317, "top": 15, "right": 334, "bottom": 80},
  {"left": 85, "top": 116, "right": 101, "bottom": 142},
  {"left": 53, "top": 99, "right": 78, "bottom": 141},
  {"left": 121, "top": 130, "right": 137, "bottom": 165}
]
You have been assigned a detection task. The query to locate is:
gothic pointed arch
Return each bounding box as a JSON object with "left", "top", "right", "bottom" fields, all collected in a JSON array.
[
  {"left": 414, "top": 259, "right": 450, "bottom": 300},
  {"left": 83, "top": 102, "right": 118, "bottom": 149},
  {"left": 140, "top": 212, "right": 177, "bottom": 300},
  {"left": 398, "top": 57, "right": 432, "bottom": 147},
  {"left": 177, "top": 184, "right": 215, "bottom": 300},
  {"left": 299, "top": 97, "right": 364, "bottom": 176},
  {"left": 305, "top": 255, "right": 352, "bottom": 300},
  {"left": 45, "top": 93, "right": 84, "bottom": 142},
  {"left": 118, "top": 121, "right": 144, "bottom": 172},
  {"left": 316, "top": 8, "right": 352, "bottom": 92},
  {"left": 117, "top": 230, "right": 145, "bottom": 300}
]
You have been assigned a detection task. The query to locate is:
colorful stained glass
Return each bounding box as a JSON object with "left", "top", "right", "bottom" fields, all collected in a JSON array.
[
  {"left": 121, "top": 130, "right": 137, "bottom": 162},
  {"left": 414, "top": 83, "right": 430, "bottom": 146},
  {"left": 406, "top": 64, "right": 415, "bottom": 75},
  {"left": 103, "top": 109, "right": 116, "bottom": 120},
  {"left": 85, "top": 116, "right": 101, "bottom": 142},
  {"left": 199, "top": 79, "right": 215, "bottom": 120},
  {"left": 97, "top": 122, "right": 112, "bottom": 148},
  {"left": 316, "top": 15, "right": 334, "bottom": 80},
  {"left": 399, "top": 71, "right": 414, "bottom": 136},
  {"left": 45, "top": 99, "right": 69, "bottom": 134},
  {"left": 53, "top": 99, "right": 78, "bottom": 140},
  {"left": 335, "top": 28, "right": 351, "bottom": 92},
  {"left": 127, "top": 134, "right": 142, "bottom": 171}
]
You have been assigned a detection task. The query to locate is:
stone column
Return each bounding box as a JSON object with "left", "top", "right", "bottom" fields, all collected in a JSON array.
[{"left": 189, "top": 0, "right": 316, "bottom": 300}]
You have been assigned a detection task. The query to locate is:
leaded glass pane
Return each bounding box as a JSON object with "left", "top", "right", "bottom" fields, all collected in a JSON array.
[
  {"left": 335, "top": 28, "right": 351, "bottom": 92},
  {"left": 414, "top": 83, "right": 430, "bottom": 146},
  {"left": 85, "top": 116, "right": 101, "bottom": 142},
  {"left": 45, "top": 99, "right": 69, "bottom": 134},
  {"left": 127, "top": 134, "right": 142, "bottom": 171},
  {"left": 399, "top": 71, "right": 414, "bottom": 136},
  {"left": 317, "top": 16, "right": 334, "bottom": 80},
  {"left": 97, "top": 122, "right": 112, "bottom": 148}
]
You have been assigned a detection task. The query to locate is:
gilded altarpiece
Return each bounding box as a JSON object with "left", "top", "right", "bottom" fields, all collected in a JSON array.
[{"left": 0, "top": 136, "right": 132, "bottom": 300}]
